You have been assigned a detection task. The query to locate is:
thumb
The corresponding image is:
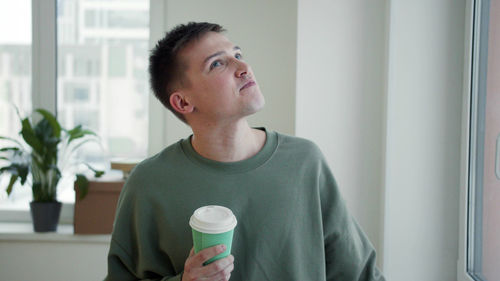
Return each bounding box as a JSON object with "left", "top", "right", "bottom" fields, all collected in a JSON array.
[{"left": 188, "top": 247, "right": 194, "bottom": 258}]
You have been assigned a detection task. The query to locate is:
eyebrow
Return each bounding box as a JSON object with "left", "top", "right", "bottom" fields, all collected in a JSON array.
[{"left": 203, "top": 46, "right": 241, "bottom": 65}]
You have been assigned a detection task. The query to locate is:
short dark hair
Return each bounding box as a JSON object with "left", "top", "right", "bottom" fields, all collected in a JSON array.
[{"left": 148, "top": 22, "right": 225, "bottom": 123}]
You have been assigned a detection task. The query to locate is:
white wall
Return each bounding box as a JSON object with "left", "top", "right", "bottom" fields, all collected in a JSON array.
[
  {"left": 0, "top": 239, "right": 109, "bottom": 281},
  {"left": 153, "top": 0, "right": 298, "bottom": 146},
  {"left": 297, "top": 1, "right": 466, "bottom": 279},
  {"left": 383, "top": 0, "right": 465, "bottom": 280},
  {"left": 296, "top": 0, "right": 388, "bottom": 266}
]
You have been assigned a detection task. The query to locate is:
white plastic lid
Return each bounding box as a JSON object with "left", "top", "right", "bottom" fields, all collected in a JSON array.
[{"left": 189, "top": 205, "right": 237, "bottom": 234}]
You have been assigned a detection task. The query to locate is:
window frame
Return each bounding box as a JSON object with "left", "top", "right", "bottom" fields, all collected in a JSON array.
[
  {"left": 0, "top": 0, "right": 166, "bottom": 224},
  {"left": 458, "top": 0, "right": 491, "bottom": 280}
]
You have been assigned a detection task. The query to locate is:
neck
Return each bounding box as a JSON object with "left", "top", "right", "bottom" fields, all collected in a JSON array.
[{"left": 190, "top": 120, "right": 266, "bottom": 162}]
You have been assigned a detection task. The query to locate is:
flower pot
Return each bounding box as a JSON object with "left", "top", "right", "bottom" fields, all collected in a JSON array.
[{"left": 29, "top": 201, "right": 62, "bottom": 232}]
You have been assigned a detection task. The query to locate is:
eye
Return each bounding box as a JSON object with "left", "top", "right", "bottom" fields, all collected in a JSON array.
[
  {"left": 235, "top": 53, "right": 243, "bottom": 60},
  {"left": 209, "top": 60, "right": 222, "bottom": 70}
]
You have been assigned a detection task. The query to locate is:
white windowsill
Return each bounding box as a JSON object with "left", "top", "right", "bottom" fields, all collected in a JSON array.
[{"left": 0, "top": 222, "right": 111, "bottom": 243}]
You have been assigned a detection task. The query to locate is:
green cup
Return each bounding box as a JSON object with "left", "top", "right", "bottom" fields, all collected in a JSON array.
[{"left": 189, "top": 205, "right": 237, "bottom": 265}]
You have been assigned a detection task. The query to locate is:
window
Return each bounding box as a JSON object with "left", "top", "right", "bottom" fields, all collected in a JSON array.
[
  {"left": 56, "top": 0, "right": 150, "bottom": 203},
  {"left": 0, "top": 0, "right": 151, "bottom": 212},
  {"left": 461, "top": 0, "right": 500, "bottom": 280},
  {"left": 57, "top": 0, "right": 149, "bottom": 161},
  {"left": 0, "top": 0, "right": 32, "bottom": 210},
  {"left": 107, "top": 10, "right": 149, "bottom": 29}
]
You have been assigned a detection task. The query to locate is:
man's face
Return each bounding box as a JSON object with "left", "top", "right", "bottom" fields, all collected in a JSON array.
[{"left": 178, "top": 32, "right": 265, "bottom": 124}]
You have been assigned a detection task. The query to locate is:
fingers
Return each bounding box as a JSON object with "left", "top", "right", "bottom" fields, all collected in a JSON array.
[
  {"left": 192, "top": 244, "right": 227, "bottom": 267},
  {"left": 215, "top": 273, "right": 232, "bottom": 281},
  {"left": 183, "top": 245, "right": 235, "bottom": 281},
  {"left": 203, "top": 254, "right": 234, "bottom": 278}
]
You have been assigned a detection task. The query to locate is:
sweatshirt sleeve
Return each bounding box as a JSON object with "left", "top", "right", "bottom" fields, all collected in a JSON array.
[
  {"left": 104, "top": 165, "right": 184, "bottom": 281},
  {"left": 317, "top": 156, "right": 386, "bottom": 281},
  {"left": 105, "top": 238, "right": 183, "bottom": 281}
]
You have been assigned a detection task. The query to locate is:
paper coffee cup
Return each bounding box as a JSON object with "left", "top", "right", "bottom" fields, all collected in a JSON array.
[{"left": 189, "top": 205, "right": 237, "bottom": 264}]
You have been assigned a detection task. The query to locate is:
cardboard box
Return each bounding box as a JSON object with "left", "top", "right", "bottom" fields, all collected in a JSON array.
[{"left": 74, "top": 179, "right": 124, "bottom": 234}]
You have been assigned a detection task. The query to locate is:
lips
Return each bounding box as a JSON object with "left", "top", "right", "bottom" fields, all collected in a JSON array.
[{"left": 240, "top": 80, "right": 256, "bottom": 91}]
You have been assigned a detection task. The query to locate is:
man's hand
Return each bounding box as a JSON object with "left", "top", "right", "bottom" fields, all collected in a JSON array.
[{"left": 182, "top": 245, "right": 234, "bottom": 281}]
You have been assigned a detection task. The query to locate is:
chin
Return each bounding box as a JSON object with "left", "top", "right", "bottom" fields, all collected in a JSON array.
[
  {"left": 252, "top": 90, "right": 265, "bottom": 107},
  {"left": 255, "top": 98, "right": 265, "bottom": 111},
  {"left": 245, "top": 98, "right": 265, "bottom": 116}
]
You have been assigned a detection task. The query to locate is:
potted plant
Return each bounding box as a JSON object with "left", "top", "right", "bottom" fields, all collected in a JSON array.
[{"left": 0, "top": 108, "right": 103, "bottom": 232}]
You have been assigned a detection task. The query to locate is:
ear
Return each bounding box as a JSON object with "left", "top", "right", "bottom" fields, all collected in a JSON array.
[{"left": 169, "top": 92, "right": 194, "bottom": 115}]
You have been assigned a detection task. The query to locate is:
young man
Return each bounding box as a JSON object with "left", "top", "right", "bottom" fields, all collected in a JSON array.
[{"left": 105, "top": 22, "right": 385, "bottom": 281}]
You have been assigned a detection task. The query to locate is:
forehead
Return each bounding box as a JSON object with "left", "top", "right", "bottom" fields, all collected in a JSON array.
[{"left": 179, "top": 32, "right": 234, "bottom": 68}]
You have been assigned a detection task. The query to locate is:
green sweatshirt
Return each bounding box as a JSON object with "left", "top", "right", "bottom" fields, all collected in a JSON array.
[{"left": 105, "top": 128, "right": 385, "bottom": 281}]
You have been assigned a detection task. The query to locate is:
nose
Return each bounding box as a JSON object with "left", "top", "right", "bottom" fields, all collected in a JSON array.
[{"left": 234, "top": 59, "right": 250, "bottom": 78}]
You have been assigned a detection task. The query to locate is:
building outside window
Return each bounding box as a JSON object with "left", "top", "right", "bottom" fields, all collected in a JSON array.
[
  {"left": 0, "top": 0, "right": 150, "bottom": 210},
  {"left": 0, "top": 1, "right": 33, "bottom": 209}
]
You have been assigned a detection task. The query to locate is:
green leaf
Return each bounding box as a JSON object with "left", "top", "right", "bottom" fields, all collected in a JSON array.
[
  {"left": 35, "top": 109, "right": 61, "bottom": 138},
  {"left": 0, "top": 163, "right": 30, "bottom": 185},
  {"left": 32, "top": 182, "right": 42, "bottom": 202},
  {"left": 0, "top": 147, "right": 20, "bottom": 153},
  {"left": 83, "top": 163, "right": 105, "bottom": 178},
  {"left": 17, "top": 164, "right": 29, "bottom": 185},
  {"left": 0, "top": 146, "right": 24, "bottom": 159},
  {"left": 66, "top": 125, "right": 97, "bottom": 144},
  {"left": 34, "top": 118, "right": 54, "bottom": 141},
  {"left": 20, "top": 117, "right": 43, "bottom": 154},
  {"left": 75, "top": 174, "right": 89, "bottom": 200},
  {"left": 0, "top": 136, "right": 23, "bottom": 147},
  {"left": 48, "top": 164, "right": 62, "bottom": 178},
  {"left": 66, "top": 125, "right": 82, "bottom": 143},
  {"left": 6, "top": 174, "right": 19, "bottom": 195},
  {"left": 19, "top": 166, "right": 29, "bottom": 184},
  {"left": 34, "top": 118, "right": 60, "bottom": 151},
  {"left": 14, "top": 105, "right": 23, "bottom": 123},
  {"left": 0, "top": 164, "right": 19, "bottom": 174}
]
